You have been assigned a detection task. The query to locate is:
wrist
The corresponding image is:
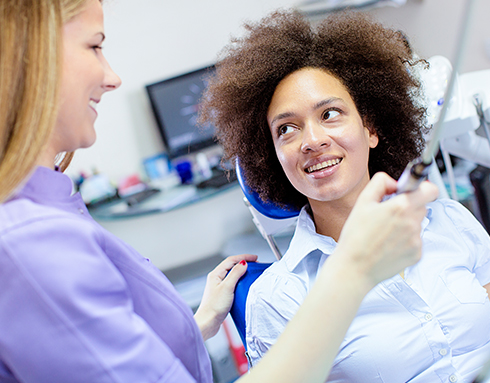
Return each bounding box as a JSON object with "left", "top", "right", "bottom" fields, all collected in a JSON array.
[
  {"left": 324, "top": 246, "right": 378, "bottom": 295},
  {"left": 194, "top": 307, "right": 219, "bottom": 342}
]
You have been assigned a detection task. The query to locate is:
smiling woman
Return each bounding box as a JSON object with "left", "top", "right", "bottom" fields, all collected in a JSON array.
[
  {"left": 37, "top": 0, "right": 121, "bottom": 167},
  {"left": 199, "top": 10, "right": 427, "bottom": 212},
  {"left": 267, "top": 68, "right": 379, "bottom": 240},
  {"left": 199, "top": 9, "right": 490, "bottom": 382}
]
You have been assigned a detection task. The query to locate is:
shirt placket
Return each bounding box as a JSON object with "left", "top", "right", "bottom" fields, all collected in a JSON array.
[{"left": 382, "top": 278, "right": 461, "bottom": 383}]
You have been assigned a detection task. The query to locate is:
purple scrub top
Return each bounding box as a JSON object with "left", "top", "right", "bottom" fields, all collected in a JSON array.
[{"left": 0, "top": 167, "right": 213, "bottom": 383}]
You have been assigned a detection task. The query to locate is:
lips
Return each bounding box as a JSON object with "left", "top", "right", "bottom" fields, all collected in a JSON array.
[
  {"left": 305, "top": 158, "right": 342, "bottom": 173},
  {"left": 89, "top": 99, "right": 98, "bottom": 111}
]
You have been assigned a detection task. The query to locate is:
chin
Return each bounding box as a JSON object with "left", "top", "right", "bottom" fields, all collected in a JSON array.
[
  {"left": 80, "top": 140, "right": 96, "bottom": 149},
  {"left": 80, "top": 133, "right": 97, "bottom": 149},
  {"left": 306, "top": 187, "right": 348, "bottom": 203}
]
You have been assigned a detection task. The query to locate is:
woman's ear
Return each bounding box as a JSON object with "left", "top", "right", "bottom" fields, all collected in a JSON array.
[
  {"left": 368, "top": 128, "right": 379, "bottom": 149},
  {"left": 363, "top": 118, "right": 379, "bottom": 149}
]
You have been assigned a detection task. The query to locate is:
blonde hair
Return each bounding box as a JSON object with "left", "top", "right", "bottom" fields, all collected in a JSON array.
[{"left": 0, "top": 0, "right": 91, "bottom": 203}]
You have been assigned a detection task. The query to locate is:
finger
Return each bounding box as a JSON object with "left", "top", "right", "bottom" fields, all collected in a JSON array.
[
  {"left": 411, "top": 181, "right": 439, "bottom": 204},
  {"left": 391, "top": 181, "right": 438, "bottom": 213},
  {"left": 230, "top": 253, "right": 258, "bottom": 262},
  {"left": 358, "top": 172, "right": 398, "bottom": 204},
  {"left": 210, "top": 254, "right": 258, "bottom": 281},
  {"left": 218, "top": 254, "right": 258, "bottom": 274},
  {"left": 221, "top": 260, "right": 250, "bottom": 290}
]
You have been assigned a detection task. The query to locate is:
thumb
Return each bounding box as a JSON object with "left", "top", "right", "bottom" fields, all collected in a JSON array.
[{"left": 358, "top": 172, "right": 398, "bottom": 204}]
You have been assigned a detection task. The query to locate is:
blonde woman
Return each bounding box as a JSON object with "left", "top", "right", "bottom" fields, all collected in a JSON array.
[{"left": 0, "top": 1, "right": 437, "bottom": 382}]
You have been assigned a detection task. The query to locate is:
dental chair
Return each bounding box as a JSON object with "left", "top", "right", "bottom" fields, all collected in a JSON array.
[{"left": 229, "top": 162, "right": 300, "bottom": 348}]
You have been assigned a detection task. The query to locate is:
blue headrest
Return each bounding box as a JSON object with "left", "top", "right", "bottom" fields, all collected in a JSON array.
[
  {"left": 229, "top": 261, "right": 273, "bottom": 349},
  {"left": 235, "top": 160, "right": 301, "bottom": 219}
]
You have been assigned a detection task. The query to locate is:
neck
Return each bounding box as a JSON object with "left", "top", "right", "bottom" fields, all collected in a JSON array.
[
  {"left": 308, "top": 172, "right": 372, "bottom": 242},
  {"left": 309, "top": 198, "right": 356, "bottom": 242},
  {"left": 36, "top": 148, "right": 58, "bottom": 170}
]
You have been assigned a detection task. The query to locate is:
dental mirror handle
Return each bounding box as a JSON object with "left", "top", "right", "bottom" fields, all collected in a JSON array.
[{"left": 396, "top": 158, "right": 432, "bottom": 194}]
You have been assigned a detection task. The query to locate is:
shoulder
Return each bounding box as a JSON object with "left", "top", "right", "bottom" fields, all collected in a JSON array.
[
  {"left": 427, "top": 198, "right": 485, "bottom": 233},
  {"left": 245, "top": 259, "right": 309, "bottom": 365},
  {"left": 0, "top": 196, "right": 99, "bottom": 237},
  {"left": 245, "top": 261, "right": 304, "bottom": 354},
  {"left": 428, "top": 198, "right": 471, "bottom": 216},
  {"left": 0, "top": 197, "right": 93, "bottom": 235},
  {"left": 247, "top": 259, "right": 308, "bottom": 322},
  {"left": 0, "top": 198, "right": 108, "bottom": 284},
  {"left": 424, "top": 198, "right": 490, "bottom": 268},
  {"left": 250, "top": 260, "right": 307, "bottom": 299}
]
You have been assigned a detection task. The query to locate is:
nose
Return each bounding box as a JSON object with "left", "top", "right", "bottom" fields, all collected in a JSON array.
[
  {"left": 300, "top": 122, "right": 331, "bottom": 153},
  {"left": 101, "top": 54, "right": 122, "bottom": 92}
]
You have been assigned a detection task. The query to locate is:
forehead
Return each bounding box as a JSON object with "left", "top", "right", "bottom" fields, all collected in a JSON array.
[
  {"left": 268, "top": 68, "right": 354, "bottom": 116},
  {"left": 63, "top": 0, "right": 104, "bottom": 36},
  {"left": 267, "top": 68, "right": 357, "bottom": 123}
]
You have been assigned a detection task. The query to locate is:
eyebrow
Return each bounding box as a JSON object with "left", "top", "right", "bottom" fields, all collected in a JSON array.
[
  {"left": 270, "top": 112, "right": 295, "bottom": 128},
  {"left": 269, "top": 97, "right": 344, "bottom": 127},
  {"left": 314, "top": 97, "right": 343, "bottom": 110}
]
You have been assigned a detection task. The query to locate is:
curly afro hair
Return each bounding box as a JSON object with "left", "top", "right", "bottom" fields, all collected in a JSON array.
[{"left": 199, "top": 9, "right": 428, "bottom": 210}]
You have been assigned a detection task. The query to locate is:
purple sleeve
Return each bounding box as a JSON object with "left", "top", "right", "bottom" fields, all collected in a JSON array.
[{"left": 0, "top": 215, "right": 197, "bottom": 383}]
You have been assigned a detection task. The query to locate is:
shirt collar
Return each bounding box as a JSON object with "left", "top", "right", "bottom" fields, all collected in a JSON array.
[
  {"left": 421, "top": 203, "right": 432, "bottom": 233},
  {"left": 283, "top": 201, "right": 433, "bottom": 272},
  {"left": 8, "top": 165, "right": 89, "bottom": 216},
  {"left": 14, "top": 166, "right": 74, "bottom": 201},
  {"left": 283, "top": 206, "right": 337, "bottom": 272}
]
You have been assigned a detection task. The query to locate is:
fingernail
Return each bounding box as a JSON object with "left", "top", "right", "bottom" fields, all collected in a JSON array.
[{"left": 239, "top": 260, "right": 246, "bottom": 266}]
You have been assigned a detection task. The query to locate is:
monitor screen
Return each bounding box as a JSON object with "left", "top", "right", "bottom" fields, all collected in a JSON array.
[{"left": 146, "top": 65, "right": 216, "bottom": 159}]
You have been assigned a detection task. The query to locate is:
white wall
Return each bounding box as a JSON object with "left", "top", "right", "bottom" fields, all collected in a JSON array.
[
  {"left": 369, "top": 0, "right": 490, "bottom": 74},
  {"left": 73, "top": 0, "right": 490, "bottom": 271}
]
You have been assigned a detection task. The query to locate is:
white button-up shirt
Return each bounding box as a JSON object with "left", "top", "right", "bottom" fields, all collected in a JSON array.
[{"left": 246, "top": 199, "right": 490, "bottom": 382}]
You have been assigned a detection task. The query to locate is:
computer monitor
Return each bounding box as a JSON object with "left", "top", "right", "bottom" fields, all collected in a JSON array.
[{"left": 146, "top": 65, "right": 217, "bottom": 159}]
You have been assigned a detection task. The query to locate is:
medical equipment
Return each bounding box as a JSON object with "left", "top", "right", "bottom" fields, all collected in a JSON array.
[
  {"left": 397, "top": 0, "right": 477, "bottom": 194},
  {"left": 440, "top": 70, "right": 490, "bottom": 167},
  {"left": 146, "top": 65, "right": 217, "bottom": 159},
  {"left": 235, "top": 162, "right": 300, "bottom": 261}
]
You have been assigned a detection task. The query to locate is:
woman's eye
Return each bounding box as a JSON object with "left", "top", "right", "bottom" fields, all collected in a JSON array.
[
  {"left": 323, "top": 110, "right": 340, "bottom": 120},
  {"left": 278, "top": 125, "right": 295, "bottom": 136}
]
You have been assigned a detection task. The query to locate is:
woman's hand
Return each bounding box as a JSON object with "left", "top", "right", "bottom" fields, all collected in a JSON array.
[
  {"left": 334, "top": 171, "right": 439, "bottom": 291},
  {"left": 194, "top": 253, "right": 258, "bottom": 341}
]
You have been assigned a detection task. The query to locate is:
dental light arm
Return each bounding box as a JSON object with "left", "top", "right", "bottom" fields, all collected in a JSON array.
[{"left": 396, "top": 0, "right": 477, "bottom": 194}]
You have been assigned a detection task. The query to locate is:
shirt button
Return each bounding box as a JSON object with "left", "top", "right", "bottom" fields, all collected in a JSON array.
[
  {"left": 78, "top": 208, "right": 84, "bottom": 214},
  {"left": 439, "top": 348, "right": 447, "bottom": 356},
  {"left": 424, "top": 313, "right": 433, "bottom": 321},
  {"left": 449, "top": 374, "right": 458, "bottom": 382}
]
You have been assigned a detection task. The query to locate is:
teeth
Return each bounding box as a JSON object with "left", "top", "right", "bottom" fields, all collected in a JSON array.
[
  {"left": 307, "top": 158, "right": 341, "bottom": 173},
  {"left": 89, "top": 100, "right": 97, "bottom": 110}
]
